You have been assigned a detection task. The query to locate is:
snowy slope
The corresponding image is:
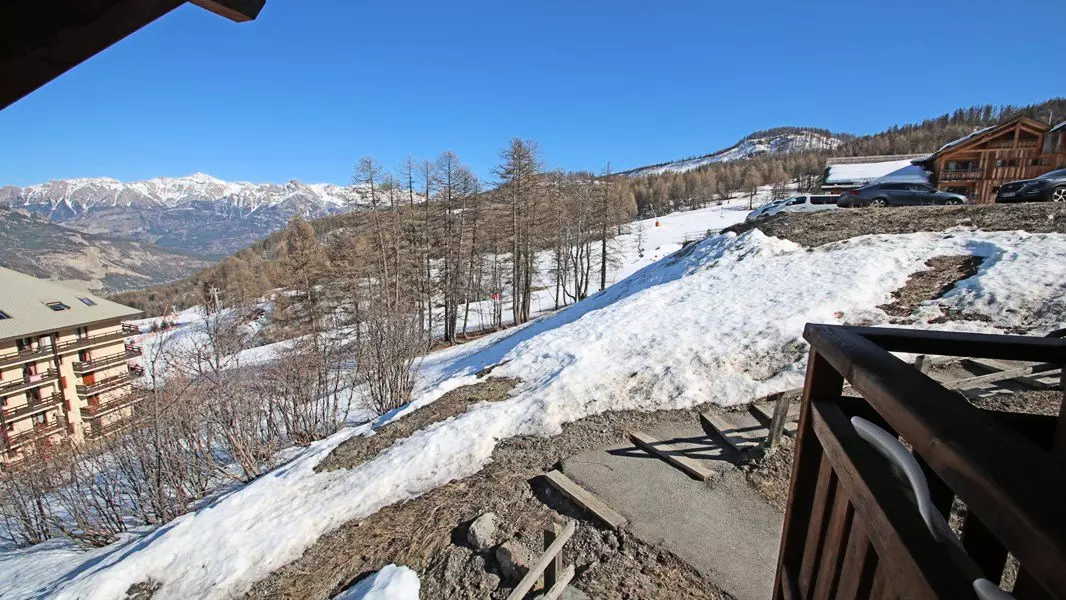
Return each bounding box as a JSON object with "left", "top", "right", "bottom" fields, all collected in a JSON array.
[
  {"left": 624, "top": 130, "right": 844, "bottom": 177},
  {"left": 7, "top": 222, "right": 1066, "bottom": 600}
]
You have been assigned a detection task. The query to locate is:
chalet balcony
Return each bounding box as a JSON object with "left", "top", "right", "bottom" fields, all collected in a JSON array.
[
  {"left": 55, "top": 329, "right": 134, "bottom": 353},
  {"left": 2, "top": 393, "right": 64, "bottom": 422},
  {"left": 72, "top": 347, "right": 143, "bottom": 375},
  {"left": 0, "top": 345, "right": 53, "bottom": 369},
  {"left": 987, "top": 139, "right": 1039, "bottom": 149},
  {"left": 4, "top": 421, "right": 65, "bottom": 450},
  {"left": 75, "top": 372, "right": 134, "bottom": 398},
  {"left": 0, "top": 369, "right": 59, "bottom": 396},
  {"left": 940, "top": 169, "right": 983, "bottom": 181},
  {"left": 80, "top": 391, "right": 146, "bottom": 420}
]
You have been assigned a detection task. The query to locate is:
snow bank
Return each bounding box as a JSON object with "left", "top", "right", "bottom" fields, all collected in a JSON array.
[
  {"left": 335, "top": 565, "right": 420, "bottom": 600},
  {"left": 6, "top": 228, "right": 1066, "bottom": 600}
]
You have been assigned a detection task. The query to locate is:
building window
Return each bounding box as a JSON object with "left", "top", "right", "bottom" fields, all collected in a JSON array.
[
  {"left": 0, "top": 310, "right": 10, "bottom": 319},
  {"left": 1029, "top": 158, "right": 1051, "bottom": 166},
  {"left": 78, "top": 297, "right": 97, "bottom": 306},
  {"left": 995, "top": 159, "right": 1017, "bottom": 168},
  {"left": 31, "top": 413, "right": 46, "bottom": 426},
  {"left": 45, "top": 301, "right": 70, "bottom": 311}
]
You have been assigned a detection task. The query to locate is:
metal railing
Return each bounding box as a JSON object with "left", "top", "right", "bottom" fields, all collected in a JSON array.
[{"left": 774, "top": 325, "right": 1066, "bottom": 599}]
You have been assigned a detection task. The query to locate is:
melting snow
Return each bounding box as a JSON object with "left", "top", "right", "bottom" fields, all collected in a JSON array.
[{"left": 4, "top": 225, "right": 1066, "bottom": 599}]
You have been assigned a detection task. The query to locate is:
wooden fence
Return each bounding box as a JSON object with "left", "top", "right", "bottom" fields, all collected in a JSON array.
[{"left": 774, "top": 325, "right": 1066, "bottom": 599}]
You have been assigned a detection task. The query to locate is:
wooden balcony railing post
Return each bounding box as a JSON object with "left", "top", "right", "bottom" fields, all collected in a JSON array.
[{"left": 773, "top": 347, "right": 844, "bottom": 599}]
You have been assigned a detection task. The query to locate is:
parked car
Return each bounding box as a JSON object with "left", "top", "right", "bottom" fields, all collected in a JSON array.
[
  {"left": 745, "top": 194, "right": 839, "bottom": 222},
  {"left": 995, "top": 168, "right": 1066, "bottom": 203},
  {"left": 837, "top": 183, "right": 967, "bottom": 208},
  {"left": 744, "top": 197, "right": 790, "bottom": 222}
]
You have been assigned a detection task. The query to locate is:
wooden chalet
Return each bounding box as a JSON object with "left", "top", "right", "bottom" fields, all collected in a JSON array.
[
  {"left": 0, "top": 0, "right": 265, "bottom": 111},
  {"left": 915, "top": 116, "right": 1066, "bottom": 204}
]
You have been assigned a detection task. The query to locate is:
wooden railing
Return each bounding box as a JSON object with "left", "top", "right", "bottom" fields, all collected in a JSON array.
[
  {"left": 774, "top": 325, "right": 1066, "bottom": 599},
  {"left": 0, "top": 369, "right": 58, "bottom": 395},
  {"left": 80, "top": 391, "right": 145, "bottom": 420},
  {"left": 2, "top": 393, "right": 63, "bottom": 422},
  {"left": 4, "top": 420, "right": 65, "bottom": 450},
  {"left": 505, "top": 520, "right": 577, "bottom": 600},
  {"left": 55, "top": 329, "right": 132, "bottom": 352},
  {"left": 72, "top": 347, "right": 142, "bottom": 374},
  {"left": 75, "top": 372, "right": 134, "bottom": 397},
  {"left": 0, "top": 345, "right": 53, "bottom": 368},
  {"left": 940, "top": 169, "right": 984, "bottom": 181}
]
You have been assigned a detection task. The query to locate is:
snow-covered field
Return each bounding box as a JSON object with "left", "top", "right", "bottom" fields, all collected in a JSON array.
[{"left": 5, "top": 202, "right": 1066, "bottom": 599}]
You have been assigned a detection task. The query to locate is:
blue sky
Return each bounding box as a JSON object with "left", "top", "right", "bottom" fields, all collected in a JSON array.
[{"left": 1, "top": 0, "right": 1063, "bottom": 187}]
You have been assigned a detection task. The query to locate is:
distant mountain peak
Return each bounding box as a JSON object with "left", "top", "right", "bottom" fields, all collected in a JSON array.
[
  {"left": 622, "top": 128, "right": 846, "bottom": 177},
  {"left": 0, "top": 174, "right": 378, "bottom": 258}
]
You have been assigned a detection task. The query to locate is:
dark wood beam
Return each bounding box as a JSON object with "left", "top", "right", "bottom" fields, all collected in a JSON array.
[
  {"left": 0, "top": 0, "right": 265, "bottom": 111},
  {"left": 190, "top": 0, "right": 266, "bottom": 23}
]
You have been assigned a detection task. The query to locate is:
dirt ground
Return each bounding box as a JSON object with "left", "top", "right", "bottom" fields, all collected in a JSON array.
[
  {"left": 247, "top": 377, "right": 729, "bottom": 600},
  {"left": 723, "top": 202, "right": 1066, "bottom": 247}
]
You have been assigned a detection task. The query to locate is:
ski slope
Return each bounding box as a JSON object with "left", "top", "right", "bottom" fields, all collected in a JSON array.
[{"left": 5, "top": 215, "right": 1066, "bottom": 599}]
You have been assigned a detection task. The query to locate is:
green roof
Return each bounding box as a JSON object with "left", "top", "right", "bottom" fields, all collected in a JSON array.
[{"left": 0, "top": 267, "right": 142, "bottom": 340}]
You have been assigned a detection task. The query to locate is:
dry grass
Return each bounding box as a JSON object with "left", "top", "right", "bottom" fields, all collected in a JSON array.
[
  {"left": 248, "top": 378, "right": 727, "bottom": 600},
  {"left": 724, "top": 202, "right": 1066, "bottom": 247},
  {"left": 877, "top": 254, "right": 983, "bottom": 319}
]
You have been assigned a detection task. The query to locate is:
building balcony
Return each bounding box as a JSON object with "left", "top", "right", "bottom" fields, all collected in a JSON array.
[
  {"left": 0, "top": 369, "right": 59, "bottom": 396},
  {"left": 940, "top": 169, "right": 983, "bottom": 181},
  {"left": 4, "top": 421, "right": 65, "bottom": 450},
  {"left": 55, "top": 329, "right": 134, "bottom": 354},
  {"left": 2, "top": 393, "right": 64, "bottom": 422},
  {"left": 80, "top": 391, "right": 146, "bottom": 420},
  {"left": 72, "top": 347, "right": 143, "bottom": 375},
  {"left": 75, "top": 372, "right": 134, "bottom": 398},
  {"left": 84, "top": 412, "right": 147, "bottom": 441},
  {"left": 0, "top": 345, "right": 54, "bottom": 369}
]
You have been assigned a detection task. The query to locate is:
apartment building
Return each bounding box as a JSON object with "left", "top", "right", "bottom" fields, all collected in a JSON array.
[{"left": 0, "top": 267, "right": 143, "bottom": 462}]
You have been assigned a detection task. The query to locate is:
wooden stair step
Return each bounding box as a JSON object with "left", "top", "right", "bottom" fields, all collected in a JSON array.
[
  {"left": 699, "top": 411, "right": 766, "bottom": 453},
  {"left": 543, "top": 470, "right": 628, "bottom": 531},
  {"left": 627, "top": 430, "right": 716, "bottom": 482},
  {"left": 963, "top": 358, "right": 1061, "bottom": 390}
]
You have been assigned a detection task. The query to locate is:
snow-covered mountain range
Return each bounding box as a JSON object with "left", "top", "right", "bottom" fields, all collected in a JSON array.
[
  {"left": 0, "top": 173, "right": 376, "bottom": 257},
  {"left": 623, "top": 129, "right": 845, "bottom": 177}
]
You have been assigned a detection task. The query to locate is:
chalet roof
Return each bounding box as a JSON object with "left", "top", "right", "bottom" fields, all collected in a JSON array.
[
  {"left": 0, "top": 0, "right": 265, "bottom": 111},
  {"left": 824, "top": 158, "right": 925, "bottom": 186},
  {"left": 928, "top": 116, "right": 1051, "bottom": 159},
  {"left": 0, "top": 267, "right": 141, "bottom": 340},
  {"left": 1052, "top": 121, "right": 1066, "bottom": 134}
]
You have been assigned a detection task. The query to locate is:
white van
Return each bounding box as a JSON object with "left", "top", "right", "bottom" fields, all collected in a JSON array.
[{"left": 749, "top": 194, "right": 838, "bottom": 221}]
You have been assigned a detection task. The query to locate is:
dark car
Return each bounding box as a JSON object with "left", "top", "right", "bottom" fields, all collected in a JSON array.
[
  {"left": 995, "top": 168, "right": 1066, "bottom": 203},
  {"left": 837, "top": 183, "right": 967, "bottom": 208}
]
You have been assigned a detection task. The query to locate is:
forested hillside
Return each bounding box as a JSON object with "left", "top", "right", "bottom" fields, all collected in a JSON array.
[
  {"left": 111, "top": 144, "right": 638, "bottom": 325},
  {"left": 627, "top": 98, "right": 1066, "bottom": 216},
  {"left": 113, "top": 98, "right": 1066, "bottom": 314}
]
